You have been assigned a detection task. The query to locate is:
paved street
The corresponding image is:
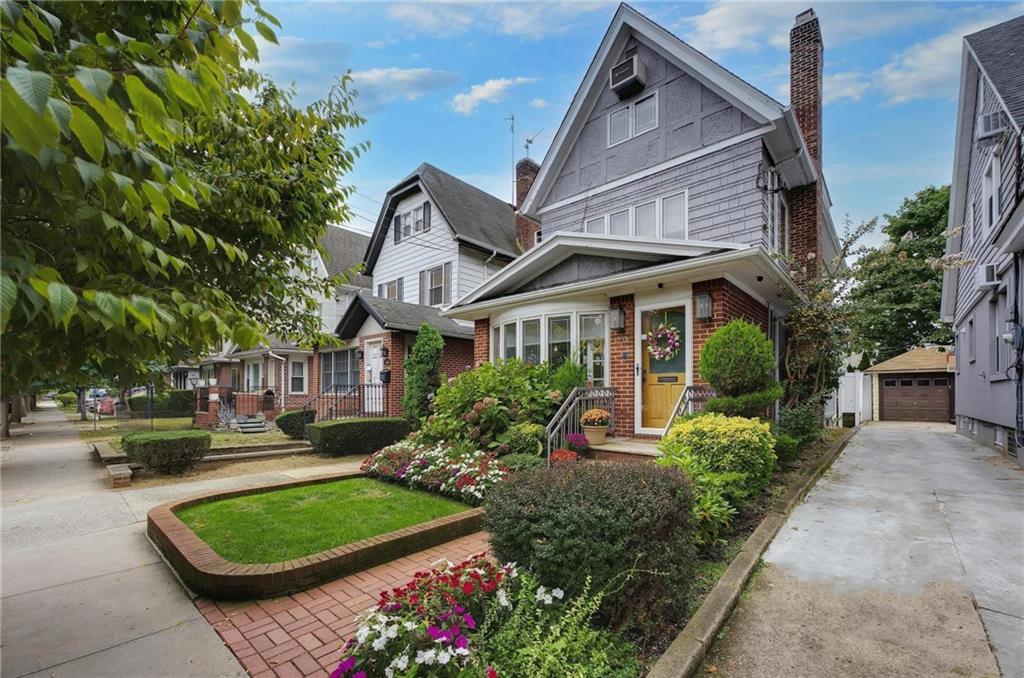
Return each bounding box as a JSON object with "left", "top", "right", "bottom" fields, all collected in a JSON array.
[
  {"left": 704, "top": 423, "right": 1024, "bottom": 677},
  {"left": 0, "top": 405, "right": 361, "bottom": 678}
]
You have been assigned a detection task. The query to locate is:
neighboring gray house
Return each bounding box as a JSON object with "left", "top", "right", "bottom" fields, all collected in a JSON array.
[
  {"left": 447, "top": 4, "right": 839, "bottom": 438},
  {"left": 940, "top": 15, "right": 1024, "bottom": 459}
]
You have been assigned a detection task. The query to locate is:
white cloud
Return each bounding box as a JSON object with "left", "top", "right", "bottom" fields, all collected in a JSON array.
[
  {"left": 387, "top": 3, "right": 476, "bottom": 37},
  {"left": 823, "top": 71, "right": 870, "bottom": 105},
  {"left": 451, "top": 77, "right": 538, "bottom": 115},
  {"left": 350, "top": 67, "right": 460, "bottom": 111},
  {"left": 387, "top": 2, "right": 606, "bottom": 39},
  {"left": 529, "top": 97, "right": 549, "bottom": 109},
  {"left": 366, "top": 37, "right": 398, "bottom": 49}
]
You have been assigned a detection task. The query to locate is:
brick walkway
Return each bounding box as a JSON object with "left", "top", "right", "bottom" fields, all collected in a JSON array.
[{"left": 196, "top": 532, "right": 490, "bottom": 678}]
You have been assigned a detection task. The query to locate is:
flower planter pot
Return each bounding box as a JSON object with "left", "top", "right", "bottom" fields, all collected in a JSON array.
[{"left": 582, "top": 425, "right": 608, "bottom": 445}]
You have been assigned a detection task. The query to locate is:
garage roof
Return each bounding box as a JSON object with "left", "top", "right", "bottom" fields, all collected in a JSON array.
[{"left": 866, "top": 347, "right": 956, "bottom": 374}]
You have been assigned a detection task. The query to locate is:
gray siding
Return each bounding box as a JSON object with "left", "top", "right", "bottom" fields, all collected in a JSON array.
[
  {"left": 515, "top": 254, "right": 656, "bottom": 294},
  {"left": 951, "top": 74, "right": 1019, "bottom": 430},
  {"left": 544, "top": 36, "right": 759, "bottom": 207},
  {"left": 540, "top": 137, "right": 767, "bottom": 246}
]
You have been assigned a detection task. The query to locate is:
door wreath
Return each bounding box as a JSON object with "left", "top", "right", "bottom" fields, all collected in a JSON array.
[{"left": 647, "top": 324, "right": 681, "bottom": 361}]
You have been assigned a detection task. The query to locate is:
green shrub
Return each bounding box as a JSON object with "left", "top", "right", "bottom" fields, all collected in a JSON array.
[
  {"left": 55, "top": 391, "right": 77, "bottom": 407},
  {"left": 549, "top": 359, "right": 588, "bottom": 397},
  {"left": 485, "top": 462, "right": 695, "bottom": 642},
  {"left": 706, "top": 381, "right": 783, "bottom": 418},
  {"left": 306, "top": 417, "right": 410, "bottom": 457},
  {"left": 778, "top": 400, "right": 821, "bottom": 446},
  {"left": 127, "top": 389, "right": 194, "bottom": 417},
  {"left": 122, "top": 429, "right": 211, "bottom": 474},
  {"left": 774, "top": 433, "right": 799, "bottom": 465},
  {"left": 420, "top": 360, "right": 559, "bottom": 448},
  {"left": 658, "top": 452, "right": 741, "bottom": 547},
  {"left": 274, "top": 409, "right": 314, "bottom": 439},
  {"left": 402, "top": 324, "right": 444, "bottom": 427},
  {"left": 501, "top": 453, "right": 546, "bottom": 472},
  {"left": 699, "top": 320, "right": 776, "bottom": 395},
  {"left": 659, "top": 413, "right": 776, "bottom": 501},
  {"left": 475, "top": 573, "right": 642, "bottom": 677},
  {"left": 501, "top": 422, "right": 544, "bottom": 456}
]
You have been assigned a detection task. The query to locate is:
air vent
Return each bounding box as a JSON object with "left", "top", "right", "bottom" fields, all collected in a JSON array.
[
  {"left": 975, "top": 262, "right": 1000, "bottom": 289},
  {"left": 977, "top": 111, "right": 1008, "bottom": 144},
  {"left": 609, "top": 54, "right": 646, "bottom": 99}
]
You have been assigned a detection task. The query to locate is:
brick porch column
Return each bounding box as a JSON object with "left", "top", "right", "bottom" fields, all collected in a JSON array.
[
  {"left": 474, "top": 319, "right": 490, "bottom": 366},
  {"left": 609, "top": 295, "right": 635, "bottom": 438}
]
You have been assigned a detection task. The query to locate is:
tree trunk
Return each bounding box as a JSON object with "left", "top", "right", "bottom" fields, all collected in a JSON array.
[{"left": 1, "top": 395, "right": 10, "bottom": 438}]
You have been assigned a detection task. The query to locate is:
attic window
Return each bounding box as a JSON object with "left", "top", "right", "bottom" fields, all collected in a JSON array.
[{"left": 607, "top": 90, "right": 658, "bottom": 147}]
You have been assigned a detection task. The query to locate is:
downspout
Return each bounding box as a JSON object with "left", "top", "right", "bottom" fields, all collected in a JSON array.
[
  {"left": 1013, "top": 255, "right": 1024, "bottom": 447},
  {"left": 483, "top": 249, "right": 498, "bottom": 278},
  {"left": 268, "top": 352, "right": 287, "bottom": 409}
]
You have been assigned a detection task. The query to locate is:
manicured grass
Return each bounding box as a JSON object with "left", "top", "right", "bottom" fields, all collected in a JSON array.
[{"left": 176, "top": 478, "right": 470, "bottom": 563}]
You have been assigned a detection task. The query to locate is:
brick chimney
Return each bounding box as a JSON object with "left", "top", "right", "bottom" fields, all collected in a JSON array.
[
  {"left": 514, "top": 158, "right": 541, "bottom": 252},
  {"left": 788, "top": 8, "right": 824, "bottom": 279}
]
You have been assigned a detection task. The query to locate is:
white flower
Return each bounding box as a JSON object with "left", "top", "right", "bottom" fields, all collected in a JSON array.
[
  {"left": 455, "top": 646, "right": 470, "bottom": 656},
  {"left": 388, "top": 655, "right": 409, "bottom": 673},
  {"left": 437, "top": 649, "right": 452, "bottom": 665},
  {"left": 551, "top": 588, "right": 564, "bottom": 600},
  {"left": 415, "top": 648, "right": 436, "bottom": 665},
  {"left": 535, "top": 585, "right": 547, "bottom": 601},
  {"left": 371, "top": 635, "right": 387, "bottom": 651},
  {"left": 403, "top": 621, "right": 416, "bottom": 631},
  {"left": 497, "top": 588, "right": 510, "bottom": 608},
  {"left": 355, "top": 625, "right": 370, "bottom": 644},
  {"left": 385, "top": 624, "right": 399, "bottom": 639}
]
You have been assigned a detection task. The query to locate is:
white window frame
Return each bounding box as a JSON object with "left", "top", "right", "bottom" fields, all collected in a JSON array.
[
  {"left": 413, "top": 204, "right": 425, "bottom": 232},
  {"left": 246, "top": 361, "right": 262, "bottom": 392},
  {"left": 578, "top": 312, "right": 608, "bottom": 386},
  {"left": 426, "top": 264, "right": 445, "bottom": 306},
  {"left": 607, "top": 90, "right": 659, "bottom": 148},
  {"left": 382, "top": 279, "right": 400, "bottom": 300},
  {"left": 546, "top": 314, "right": 573, "bottom": 368},
  {"left": 502, "top": 322, "right": 518, "bottom": 360},
  {"left": 659, "top": 190, "right": 689, "bottom": 240},
  {"left": 289, "top": 358, "right": 307, "bottom": 395},
  {"left": 585, "top": 215, "right": 606, "bottom": 234},
  {"left": 982, "top": 153, "right": 1001, "bottom": 233},
  {"left": 491, "top": 325, "right": 501, "bottom": 362},
  {"left": 968, "top": 317, "right": 976, "bottom": 362},
  {"left": 633, "top": 200, "right": 657, "bottom": 238},
  {"left": 608, "top": 208, "right": 631, "bottom": 236},
  {"left": 520, "top": 316, "right": 542, "bottom": 365}
]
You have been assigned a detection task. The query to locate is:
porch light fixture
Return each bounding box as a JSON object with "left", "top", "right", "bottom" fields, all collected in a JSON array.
[
  {"left": 188, "top": 376, "right": 198, "bottom": 389},
  {"left": 610, "top": 307, "right": 626, "bottom": 331},
  {"left": 696, "top": 293, "right": 713, "bottom": 321},
  {"left": 380, "top": 346, "right": 389, "bottom": 358},
  {"left": 355, "top": 349, "right": 364, "bottom": 360}
]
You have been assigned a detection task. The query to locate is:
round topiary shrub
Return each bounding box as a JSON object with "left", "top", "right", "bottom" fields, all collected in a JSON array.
[
  {"left": 660, "top": 413, "right": 776, "bottom": 500},
  {"left": 122, "top": 429, "right": 211, "bottom": 474},
  {"left": 275, "top": 409, "right": 315, "bottom": 439},
  {"left": 484, "top": 462, "right": 695, "bottom": 642},
  {"left": 699, "top": 319, "right": 776, "bottom": 395}
]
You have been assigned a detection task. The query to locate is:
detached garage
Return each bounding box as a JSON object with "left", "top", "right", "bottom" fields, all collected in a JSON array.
[{"left": 866, "top": 347, "right": 956, "bottom": 423}]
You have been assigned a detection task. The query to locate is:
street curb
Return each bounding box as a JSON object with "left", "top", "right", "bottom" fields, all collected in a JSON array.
[{"left": 647, "top": 425, "right": 861, "bottom": 678}]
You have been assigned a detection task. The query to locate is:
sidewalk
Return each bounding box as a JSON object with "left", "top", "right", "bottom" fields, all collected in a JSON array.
[
  {"left": 0, "top": 405, "right": 361, "bottom": 678},
  {"left": 702, "top": 423, "right": 1023, "bottom": 677}
]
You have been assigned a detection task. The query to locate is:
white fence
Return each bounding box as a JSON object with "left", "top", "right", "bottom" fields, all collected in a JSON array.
[{"left": 823, "top": 372, "right": 872, "bottom": 427}]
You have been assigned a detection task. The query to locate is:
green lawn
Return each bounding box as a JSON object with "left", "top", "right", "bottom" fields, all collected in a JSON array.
[{"left": 176, "top": 478, "right": 469, "bottom": 563}]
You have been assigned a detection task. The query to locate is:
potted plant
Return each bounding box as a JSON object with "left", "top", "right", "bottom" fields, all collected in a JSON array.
[{"left": 579, "top": 408, "right": 610, "bottom": 445}]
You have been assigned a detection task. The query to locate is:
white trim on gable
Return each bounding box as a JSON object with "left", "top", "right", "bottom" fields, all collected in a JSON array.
[{"left": 520, "top": 4, "right": 785, "bottom": 217}]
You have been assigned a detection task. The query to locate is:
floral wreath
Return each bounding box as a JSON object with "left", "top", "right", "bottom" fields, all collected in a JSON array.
[{"left": 647, "top": 324, "right": 681, "bottom": 361}]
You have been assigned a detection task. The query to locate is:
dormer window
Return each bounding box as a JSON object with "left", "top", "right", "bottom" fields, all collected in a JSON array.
[{"left": 393, "top": 200, "right": 431, "bottom": 244}]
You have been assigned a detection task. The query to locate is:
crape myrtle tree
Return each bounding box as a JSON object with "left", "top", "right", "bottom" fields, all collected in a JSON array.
[
  {"left": 0, "top": 1, "right": 366, "bottom": 433},
  {"left": 848, "top": 185, "right": 953, "bottom": 363}
]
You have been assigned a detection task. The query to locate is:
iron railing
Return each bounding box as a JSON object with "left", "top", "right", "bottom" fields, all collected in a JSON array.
[
  {"left": 662, "top": 385, "right": 717, "bottom": 437},
  {"left": 301, "top": 384, "right": 390, "bottom": 423},
  {"left": 545, "top": 386, "right": 616, "bottom": 462}
]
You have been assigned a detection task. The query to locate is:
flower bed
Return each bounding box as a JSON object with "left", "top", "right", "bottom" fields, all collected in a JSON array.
[{"left": 362, "top": 438, "right": 508, "bottom": 505}]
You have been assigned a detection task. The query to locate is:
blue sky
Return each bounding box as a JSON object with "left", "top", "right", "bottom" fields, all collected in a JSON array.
[{"left": 258, "top": 1, "right": 1024, "bottom": 247}]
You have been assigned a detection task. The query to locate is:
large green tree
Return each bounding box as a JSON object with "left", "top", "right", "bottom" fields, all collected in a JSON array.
[
  {"left": 1, "top": 2, "right": 364, "bottom": 404},
  {"left": 849, "top": 185, "right": 953, "bottom": 363}
]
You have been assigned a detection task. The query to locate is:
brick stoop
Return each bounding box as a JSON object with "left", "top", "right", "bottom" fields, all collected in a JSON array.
[
  {"left": 196, "top": 532, "right": 489, "bottom": 677},
  {"left": 147, "top": 471, "right": 485, "bottom": 600}
]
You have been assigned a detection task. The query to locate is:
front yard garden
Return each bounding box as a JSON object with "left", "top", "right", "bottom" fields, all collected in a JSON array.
[{"left": 176, "top": 477, "right": 470, "bottom": 563}]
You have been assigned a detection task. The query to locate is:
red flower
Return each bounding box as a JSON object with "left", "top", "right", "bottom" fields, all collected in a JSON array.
[{"left": 487, "top": 667, "right": 499, "bottom": 678}]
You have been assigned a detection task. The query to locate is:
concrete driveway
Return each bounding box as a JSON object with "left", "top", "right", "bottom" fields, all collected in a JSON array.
[
  {"left": 704, "top": 423, "right": 1024, "bottom": 677},
  {"left": 1, "top": 405, "right": 361, "bottom": 678}
]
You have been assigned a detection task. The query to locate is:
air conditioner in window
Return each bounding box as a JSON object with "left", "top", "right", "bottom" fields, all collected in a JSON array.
[
  {"left": 977, "top": 111, "right": 1008, "bottom": 145},
  {"left": 609, "top": 54, "right": 646, "bottom": 99},
  {"left": 976, "top": 263, "right": 1000, "bottom": 289}
]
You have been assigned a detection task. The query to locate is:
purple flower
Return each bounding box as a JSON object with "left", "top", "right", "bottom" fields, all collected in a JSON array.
[
  {"left": 331, "top": 655, "right": 356, "bottom": 678},
  {"left": 427, "top": 625, "right": 444, "bottom": 640},
  {"left": 455, "top": 635, "right": 469, "bottom": 650},
  {"left": 353, "top": 673, "right": 366, "bottom": 678},
  {"left": 463, "top": 613, "right": 476, "bottom": 630}
]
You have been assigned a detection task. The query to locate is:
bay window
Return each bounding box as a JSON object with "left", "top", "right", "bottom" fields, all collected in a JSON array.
[
  {"left": 491, "top": 325, "right": 501, "bottom": 362},
  {"left": 522, "top": 319, "right": 541, "bottom": 365},
  {"left": 579, "top": 313, "right": 606, "bottom": 386},
  {"left": 503, "top": 322, "right": 517, "bottom": 360},
  {"left": 547, "top": 316, "right": 571, "bottom": 367}
]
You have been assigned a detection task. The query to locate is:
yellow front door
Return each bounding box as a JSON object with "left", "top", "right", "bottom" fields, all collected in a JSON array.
[{"left": 641, "top": 307, "right": 687, "bottom": 429}]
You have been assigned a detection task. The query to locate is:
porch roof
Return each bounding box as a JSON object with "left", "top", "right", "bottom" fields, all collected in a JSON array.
[
  {"left": 336, "top": 292, "right": 475, "bottom": 340},
  {"left": 444, "top": 238, "right": 802, "bottom": 320}
]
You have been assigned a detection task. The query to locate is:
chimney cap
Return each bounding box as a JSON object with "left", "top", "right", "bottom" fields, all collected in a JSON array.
[{"left": 794, "top": 8, "right": 817, "bottom": 26}]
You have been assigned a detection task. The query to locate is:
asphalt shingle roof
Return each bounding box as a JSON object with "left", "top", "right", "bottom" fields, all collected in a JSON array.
[
  {"left": 336, "top": 292, "right": 474, "bottom": 340},
  {"left": 413, "top": 163, "right": 518, "bottom": 255},
  {"left": 319, "top": 226, "right": 371, "bottom": 288},
  {"left": 866, "top": 347, "right": 956, "bottom": 374},
  {"left": 966, "top": 14, "right": 1024, "bottom": 128}
]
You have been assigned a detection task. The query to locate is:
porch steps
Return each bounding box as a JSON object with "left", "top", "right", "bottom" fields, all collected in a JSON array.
[
  {"left": 590, "top": 438, "right": 661, "bottom": 463},
  {"left": 236, "top": 414, "right": 268, "bottom": 434}
]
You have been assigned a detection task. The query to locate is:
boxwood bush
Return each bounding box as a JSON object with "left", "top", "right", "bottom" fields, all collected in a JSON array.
[
  {"left": 774, "top": 432, "right": 799, "bottom": 465},
  {"left": 484, "top": 462, "right": 695, "bottom": 642},
  {"left": 122, "top": 430, "right": 211, "bottom": 474},
  {"left": 501, "top": 422, "right": 544, "bottom": 456},
  {"left": 700, "top": 320, "right": 782, "bottom": 418},
  {"left": 127, "top": 389, "right": 194, "bottom": 417},
  {"left": 275, "top": 409, "right": 315, "bottom": 439},
  {"left": 778, "top": 400, "right": 821, "bottom": 446},
  {"left": 307, "top": 417, "right": 410, "bottom": 457},
  {"left": 55, "top": 391, "right": 77, "bottom": 407}
]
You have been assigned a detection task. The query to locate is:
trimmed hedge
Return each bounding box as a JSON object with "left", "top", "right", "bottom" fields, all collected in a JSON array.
[
  {"left": 127, "top": 389, "right": 194, "bottom": 417},
  {"left": 307, "top": 417, "right": 411, "bottom": 457},
  {"left": 275, "top": 409, "right": 315, "bottom": 439},
  {"left": 699, "top": 320, "right": 776, "bottom": 394},
  {"left": 501, "top": 453, "right": 546, "bottom": 472},
  {"left": 501, "top": 422, "right": 544, "bottom": 456},
  {"left": 123, "top": 429, "right": 211, "bottom": 474},
  {"left": 485, "top": 462, "right": 696, "bottom": 642},
  {"left": 706, "top": 381, "right": 784, "bottom": 418}
]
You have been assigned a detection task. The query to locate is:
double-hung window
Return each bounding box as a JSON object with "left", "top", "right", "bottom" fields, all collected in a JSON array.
[
  {"left": 579, "top": 313, "right": 606, "bottom": 386},
  {"left": 607, "top": 91, "right": 658, "bottom": 146},
  {"left": 547, "top": 316, "right": 571, "bottom": 368},
  {"left": 661, "top": 192, "right": 687, "bottom": 239},
  {"left": 321, "top": 349, "right": 359, "bottom": 393},
  {"left": 609, "top": 108, "right": 630, "bottom": 145},
  {"left": 503, "top": 323, "right": 517, "bottom": 360},
  {"left": 393, "top": 201, "right": 430, "bottom": 243},
  {"left": 378, "top": 278, "right": 402, "bottom": 300},
  {"left": 634, "top": 93, "right": 657, "bottom": 134},
  {"left": 246, "top": 362, "right": 261, "bottom": 391},
  {"left": 421, "top": 263, "right": 451, "bottom": 306},
  {"left": 491, "top": 326, "right": 501, "bottom": 362},
  {"left": 522, "top": 319, "right": 541, "bottom": 365},
  {"left": 290, "top": 359, "right": 306, "bottom": 394},
  {"left": 609, "top": 209, "right": 630, "bottom": 236},
  {"left": 634, "top": 201, "right": 656, "bottom": 237}
]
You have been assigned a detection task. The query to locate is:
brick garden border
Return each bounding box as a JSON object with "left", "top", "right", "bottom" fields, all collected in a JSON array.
[
  {"left": 648, "top": 425, "right": 861, "bottom": 678},
  {"left": 147, "top": 470, "right": 485, "bottom": 600}
]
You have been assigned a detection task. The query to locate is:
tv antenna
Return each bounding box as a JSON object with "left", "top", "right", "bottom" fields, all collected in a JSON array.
[
  {"left": 504, "top": 112, "right": 515, "bottom": 201},
  {"left": 524, "top": 128, "right": 543, "bottom": 159}
]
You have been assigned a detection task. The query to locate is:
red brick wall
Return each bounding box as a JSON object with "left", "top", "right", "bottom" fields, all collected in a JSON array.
[
  {"left": 515, "top": 158, "right": 540, "bottom": 252},
  {"left": 609, "top": 295, "right": 635, "bottom": 438},
  {"left": 789, "top": 10, "right": 823, "bottom": 283},
  {"left": 474, "top": 319, "right": 490, "bottom": 365},
  {"left": 692, "top": 279, "right": 769, "bottom": 384},
  {"left": 441, "top": 337, "right": 474, "bottom": 379}
]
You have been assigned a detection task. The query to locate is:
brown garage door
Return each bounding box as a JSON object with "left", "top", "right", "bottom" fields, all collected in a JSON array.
[{"left": 879, "top": 373, "right": 951, "bottom": 422}]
